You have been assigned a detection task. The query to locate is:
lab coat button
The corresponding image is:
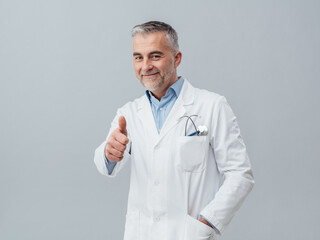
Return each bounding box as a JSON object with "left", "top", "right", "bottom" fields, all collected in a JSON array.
[
  {"left": 154, "top": 180, "right": 160, "bottom": 186},
  {"left": 154, "top": 216, "right": 160, "bottom": 222}
]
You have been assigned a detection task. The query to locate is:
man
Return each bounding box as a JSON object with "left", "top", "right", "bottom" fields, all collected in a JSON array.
[{"left": 94, "top": 21, "right": 254, "bottom": 240}]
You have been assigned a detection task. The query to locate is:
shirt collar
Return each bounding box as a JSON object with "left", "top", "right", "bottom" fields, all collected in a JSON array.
[{"left": 145, "top": 76, "right": 184, "bottom": 103}]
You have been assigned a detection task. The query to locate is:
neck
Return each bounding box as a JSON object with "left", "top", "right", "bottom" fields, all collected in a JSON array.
[{"left": 151, "top": 75, "right": 178, "bottom": 101}]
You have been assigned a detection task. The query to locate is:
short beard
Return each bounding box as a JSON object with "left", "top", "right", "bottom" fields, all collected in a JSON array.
[{"left": 142, "top": 75, "right": 165, "bottom": 92}]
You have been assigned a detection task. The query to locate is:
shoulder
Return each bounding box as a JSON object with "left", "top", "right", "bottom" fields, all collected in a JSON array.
[
  {"left": 117, "top": 94, "right": 146, "bottom": 114},
  {"left": 184, "top": 79, "right": 225, "bottom": 105},
  {"left": 195, "top": 87, "right": 222, "bottom": 102}
]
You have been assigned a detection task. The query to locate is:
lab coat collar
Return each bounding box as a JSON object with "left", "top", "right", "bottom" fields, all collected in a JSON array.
[{"left": 179, "top": 78, "right": 195, "bottom": 106}]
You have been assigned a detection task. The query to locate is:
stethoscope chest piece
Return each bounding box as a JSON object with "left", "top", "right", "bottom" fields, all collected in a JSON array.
[{"left": 197, "top": 125, "right": 208, "bottom": 136}]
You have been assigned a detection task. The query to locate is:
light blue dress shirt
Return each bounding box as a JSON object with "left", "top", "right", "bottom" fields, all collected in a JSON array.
[{"left": 146, "top": 76, "right": 184, "bottom": 133}]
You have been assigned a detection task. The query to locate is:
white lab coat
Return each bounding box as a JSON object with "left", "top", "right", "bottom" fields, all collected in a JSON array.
[{"left": 94, "top": 79, "right": 254, "bottom": 240}]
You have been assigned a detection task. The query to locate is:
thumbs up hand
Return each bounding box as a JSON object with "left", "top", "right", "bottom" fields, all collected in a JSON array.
[{"left": 105, "top": 116, "right": 129, "bottom": 162}]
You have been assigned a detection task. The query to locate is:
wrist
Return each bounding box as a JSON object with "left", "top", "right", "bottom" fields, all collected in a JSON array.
[{"left": 199, "top": 218, "right": 213, "bottom": 228}]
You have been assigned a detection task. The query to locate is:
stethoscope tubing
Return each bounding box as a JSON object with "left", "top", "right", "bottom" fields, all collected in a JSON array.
[
  {"left": 180, "top": 115, "right": 199, "bottom": 136},
  {"left": 188, "top": 130, "right": 200, "bottom": 136}
]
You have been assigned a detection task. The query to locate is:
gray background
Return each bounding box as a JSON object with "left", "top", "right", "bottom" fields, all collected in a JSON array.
[{"left": 1, "top": 0, "right": 319, "bottom": 239}]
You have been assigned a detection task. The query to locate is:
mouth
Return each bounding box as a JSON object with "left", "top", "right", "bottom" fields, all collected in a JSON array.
[{"left": 142, "top": 72, "right": 159, "bottom": 78}]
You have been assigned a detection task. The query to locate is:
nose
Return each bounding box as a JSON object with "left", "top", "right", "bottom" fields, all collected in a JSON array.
[{"left": 142, "top": 59, "right": 153, "bottom": 72}]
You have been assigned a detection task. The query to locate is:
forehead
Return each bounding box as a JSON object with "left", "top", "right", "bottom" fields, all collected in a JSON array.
[{"left": 133, "top": 31, "right": 171, "bottom": 53}]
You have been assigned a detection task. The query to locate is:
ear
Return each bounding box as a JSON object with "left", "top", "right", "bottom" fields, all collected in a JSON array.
[{"left": 174, "top": 51, "right": 182, "bottom": 68}]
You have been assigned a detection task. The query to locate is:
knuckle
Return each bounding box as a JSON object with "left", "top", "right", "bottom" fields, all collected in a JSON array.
[
  {"left": 106, "top": 144, "right": 113, "bottom": 153},
  {"left": 110, "top": 131, "right": 115, "bottom": 138},
  {"left": 106, "top": 138, "right": 113, "bottom": 146},
  {"left": 105, "top": 147, "right": 110, "bottom": 155},
  {"left": 118, "top": 151, "right": 124, "bottom": 158},
  {"left": 114, "top": 144, "right": 121, "bottom": 152},
  {"left": 111, "top": 131, "right": 118, "bottom": 139}
]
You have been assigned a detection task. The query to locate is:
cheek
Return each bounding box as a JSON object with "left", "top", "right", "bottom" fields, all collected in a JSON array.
[
  {"left": 152, "top": 63, "right": 162, "bottom": 72},
  {"left": 133, "top": 64, "right": 140, "bottom": 74},
  {"left": 161, "top": 62, "right": 174, "bottom": 74}
]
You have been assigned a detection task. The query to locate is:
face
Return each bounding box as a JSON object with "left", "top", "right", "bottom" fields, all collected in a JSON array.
[{"left": 133, "top": 31, "right": 181, "bottom": 99}]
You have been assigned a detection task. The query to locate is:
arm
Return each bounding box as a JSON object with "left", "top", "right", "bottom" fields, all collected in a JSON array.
[{"left": 200, "top": 96, "right": 255, "bottom": 234}]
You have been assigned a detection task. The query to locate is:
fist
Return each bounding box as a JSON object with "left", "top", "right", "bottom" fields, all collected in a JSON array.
[{"left": 105, "top": 116, "right": 129, "bottom": 162}]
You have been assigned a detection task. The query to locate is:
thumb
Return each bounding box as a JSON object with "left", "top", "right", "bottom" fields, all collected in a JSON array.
[{"left": 118, "top": 116, "right": 127, "bottom": 135}]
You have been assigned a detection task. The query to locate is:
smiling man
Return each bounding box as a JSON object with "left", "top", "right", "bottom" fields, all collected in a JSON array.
[{"left": 94, "top": 21, "right": 254, "bottom": 240}]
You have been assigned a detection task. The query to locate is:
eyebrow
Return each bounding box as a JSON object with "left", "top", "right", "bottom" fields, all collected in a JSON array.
[
  {"left": 149, "top": 51, "right": 164, "bottom": 55},
  {"left": 132, "top": 51, "right": 164, "bottom": 56}
]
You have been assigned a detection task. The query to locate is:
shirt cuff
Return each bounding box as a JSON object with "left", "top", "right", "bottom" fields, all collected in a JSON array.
[
  {"left": 200, "top": 215, "right": 220, "bottom": 235},
  {"left": 104, "top": 154, "right": 117, "bottom": 175}
]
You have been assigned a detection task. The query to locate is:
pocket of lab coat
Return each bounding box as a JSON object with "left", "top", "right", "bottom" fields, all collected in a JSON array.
[
  {"left": 183, "top": 215, "right": 216, "bottom": 240},
  {"left": 177, "top": 136, "right": 207, "bottom": 172},
  {"left": 123, "top": 210, "right": 140, "bottom": 240}
]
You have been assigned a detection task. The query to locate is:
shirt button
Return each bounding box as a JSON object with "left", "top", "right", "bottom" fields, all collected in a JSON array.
[{"left": 160, "top": 108, "right": 163, "bottom": 111}]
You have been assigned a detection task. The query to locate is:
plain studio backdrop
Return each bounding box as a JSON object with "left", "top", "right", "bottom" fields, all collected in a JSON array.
[{"left": 0, "top": 0, "right": 319, "bottom": 239}]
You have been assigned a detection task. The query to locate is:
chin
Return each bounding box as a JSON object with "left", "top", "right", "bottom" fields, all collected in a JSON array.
[
  {"left": 144, "top": 83, "right": 160, "bottom": 92},
  {"left": 142, "top": 79, "right": 163, "bottom": 91}
]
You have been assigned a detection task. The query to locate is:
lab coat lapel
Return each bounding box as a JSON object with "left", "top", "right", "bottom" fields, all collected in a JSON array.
[
  {"left": 137, "top": 95, "right": 159, "bottom": 143},
  {"left": 157, "top": 79, "right": 195, "bottom": 142}
]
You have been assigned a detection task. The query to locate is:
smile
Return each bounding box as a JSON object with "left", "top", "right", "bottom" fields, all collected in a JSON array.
[{"left": 142, "top": 72, "right": 159, "bottom": 78}]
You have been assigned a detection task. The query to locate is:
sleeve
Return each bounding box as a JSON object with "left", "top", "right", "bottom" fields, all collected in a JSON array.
[
  {"left": 199, "top": 96, "right": 255, "bottom": 234},
  {"left": 94, "top": 109, "right": 132, "bottom": 177},
  {"left": 199, "top": 215, "right": 220, "bottom": 234}
]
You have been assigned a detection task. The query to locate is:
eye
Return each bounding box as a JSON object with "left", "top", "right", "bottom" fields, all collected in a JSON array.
[
  {"left": 151, "top": 55, "right": 161, "bottom": 60},
  {"left": 134, "top": 56, "right": 143, "bottom": 61}
]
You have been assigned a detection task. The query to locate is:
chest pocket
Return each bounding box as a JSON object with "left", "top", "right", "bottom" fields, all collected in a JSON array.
[{"left": 177, "top": 136, "right": 207, "bottom": 172}]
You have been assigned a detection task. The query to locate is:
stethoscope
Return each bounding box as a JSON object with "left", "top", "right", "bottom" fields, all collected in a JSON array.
[{"left": 179, "top": 115, "right": 208, "bottom": 136}]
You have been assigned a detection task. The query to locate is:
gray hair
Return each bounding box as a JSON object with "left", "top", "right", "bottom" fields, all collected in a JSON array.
[{"left": 131, "top": 21, "right": 179, "bottom": 52}]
